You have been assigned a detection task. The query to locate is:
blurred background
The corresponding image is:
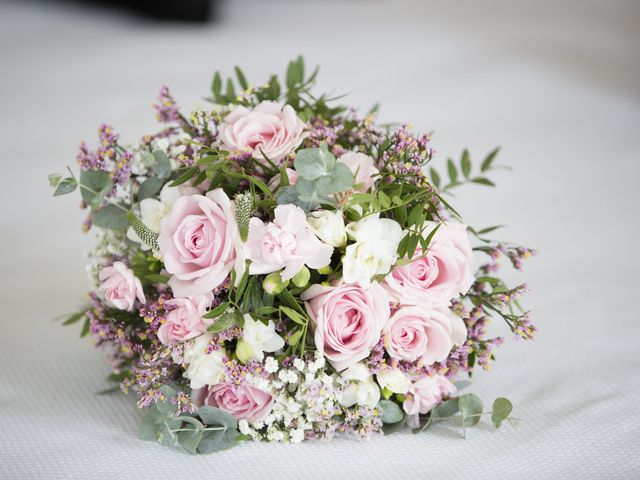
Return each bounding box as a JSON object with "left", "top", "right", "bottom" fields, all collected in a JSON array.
[{"left": 1, "top": 0, "right": 639, "bottom": 478}]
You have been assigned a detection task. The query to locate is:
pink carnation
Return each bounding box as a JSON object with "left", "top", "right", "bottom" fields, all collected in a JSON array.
[
  {"left": 403, "top": 374, "right": 456, "bottom": 419},
  {"left": 244, "top": 204, "right": 333, "bottom": 281},
  {"left": 98, "top": 261, "right": 145, "bottom": 311},
  {"left": 383, "top": 221, "right": 474, "bottom": 306},
  {"left": 337, "top": 152, "right": 379, "bottom": 192},
  {"left": 302, "top": 282, "right": 390, "bottom": 371},
  {"left": 158, "top": 189, "right": 243, "bottom": 298},
  {"left": 157, "top": 293, "right": 213, "bottom": 346},
  {"left": 218, "top": 101, "right": 306, "bottom": 164}
]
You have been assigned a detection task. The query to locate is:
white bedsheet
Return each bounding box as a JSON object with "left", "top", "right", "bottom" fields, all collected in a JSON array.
[{"left": 1, "top": 1, "right": 639, "bottom": 478}]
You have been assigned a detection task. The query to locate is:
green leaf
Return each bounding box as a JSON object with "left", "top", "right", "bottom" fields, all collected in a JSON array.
[
  {"left": 92, "top": 204, "right": 129, "bottom": 230},
  {"left": 481, "top": 147, "right": 500, "bottom": 172},
  {"left": 53, "top": 177, "right": 78, "bottom": 196},
  {"left": 153, "top": 150, "right": 172, "bottom": 179},
  {"left": 178, "top": 429, "right": 204, "bottom": 454},
  {"left": 378, "top": 400, "right": 404, "bottom": 424},
  {"left": 471, "top": 177, "right": 495, "bottom": 187},
  {"left": 491, "top": 397, "right": 513, "bottom": 428},
  {"left": 432, "top": 398, "right": 459, "bottom": 419},
  {"left": 447, "top": 158, "right": 458, "bottom": 183},
  {"left": 145, "top": 274, "right": 170, "bottom": 283},
  {"left": 203, "top": 301, "right": 230, "bottom": 319},
  {"left": 234, "top": 66, "right": 248, "bottom": 90},
  {"left": 429, "top": 168, "right": 441, "bottom": 188},
  {"left": 294, "top": 147, "right": 336, "bottom": 180},
  {"left": 212, "top": 72, "right": 222, "bottom": 98},
  {"left": 280, "top": 306, "right": 307, "bottom": 325},
  {"left": 477, "top": 225, "right": 505, "bottom": 235},
  {"left": 139, "top": 406, "right": 163, "bottom": 441},
  {"left": 288, "top": 329, "right": 303, "bottom": 346},
  {"left": 138, "top": 177, "right": 164, "bottom": 200},
  {"left": 382, "top": 418, "right": 406, "bottom": 435},
  {"left": 459, "top": 393, "right": 483, "bottom": 427},
  {"left": 207, "top": 311, "right": 237, "bottom": 334},
  {"left": 170, "top": 166, "right": 199, "bottom": 187},
  {"left": 80, "top": 170, "right": 111, "bottom": 205},
  {"left": 80, "top": 317, "right": 90, "bottom": 337},
  {"left": 316, "top": 163, "right": 354, "bottom": 195},
  {"left": 197, "top": 429, "right": 240, "bottom": 454},
  {"left": 198, "top": 406, "right": 237, "bottom": 430},
  {"left": 461, "top": 149, "right": 471, "bottom": 178},
  {"left": 62, "top": 311, "right": 85, "bottom": 326}
]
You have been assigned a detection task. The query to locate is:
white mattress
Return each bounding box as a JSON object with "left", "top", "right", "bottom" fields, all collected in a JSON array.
[{"left": 1, "top": 0, "right": 639, "bottom": 478}]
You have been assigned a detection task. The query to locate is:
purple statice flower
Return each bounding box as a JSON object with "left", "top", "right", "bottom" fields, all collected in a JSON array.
[
  {"left": 223, "top": 357, "right": 270, "bottom": 386},
  {"left": 112, "top": 150, "right": 133, "bottom": 185},
  {"left": 380, "top": 125, "right": 434, "bottom": 183},
  {"left": 154, "top": 86, "right": 181, "bottom": 124},
  {"left": 76, "top": 141, "right": 97, "bottom": 171}
]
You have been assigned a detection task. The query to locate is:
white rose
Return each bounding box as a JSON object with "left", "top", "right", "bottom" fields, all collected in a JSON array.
[
  {"left": 241, "top": 314, "right": 285, "bottom": 361},
  {"left": 342, "top": 214, "right": 404, "bottom": 285},
  {"left": 376, "top": 366, "right": 411, "bottom": 394},
  {"left": 337, "top": 362, "right": 380, "bottom": 409},
  {"left": 307, "top": 210, "right": 347, "bottom": 248},
  {"left": 182, "top": 333, "right": 226, "bottom": 389}
]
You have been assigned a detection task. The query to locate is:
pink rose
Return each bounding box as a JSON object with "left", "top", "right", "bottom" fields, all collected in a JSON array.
[
  {"left": 383, "top": 221, "right": 474, "bottom": 306},
  {"left": 98, "top": 261, "right": 145, "bottom": 311},
  {"left": 194, "top": 383, "right": 274, "bottom": 423},
  {"left": 301, "top": 282, "right": 390, "bottom": 371},
  {"left": 337, "top": 152, "right": 379, "bottom": 192},
  {"left": 244, "top": 204, "right": 333, "bottom": 281},
  {"left": 384, "top": 305, "right": 466, "bottom": 365},
  {"left": 157, "top": 293, "right": 213, "bottom": 346},
  {"left": 403, "top": 374, "right": 456, "bottom": 419},
  {"left": 218, "top": 101, "right": 306, "bottom": 163},
  {"left": 158, "top": 189, "right": 243, "bottom": 297}
]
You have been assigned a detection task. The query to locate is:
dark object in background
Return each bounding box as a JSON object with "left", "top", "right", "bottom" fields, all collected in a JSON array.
[
  {"left": 81, "top": 0, "right": 216, "bottom": 22},
  {"left": 135, "top": 0, "right": 213, "bottom": 22}
]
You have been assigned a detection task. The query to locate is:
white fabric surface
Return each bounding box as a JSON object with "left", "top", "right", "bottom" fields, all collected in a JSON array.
[{"left": 1, "top": 0, "right": 639, "bottom": 478}]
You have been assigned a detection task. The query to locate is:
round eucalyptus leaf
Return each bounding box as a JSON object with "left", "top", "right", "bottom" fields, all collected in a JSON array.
[{"left": 378, "top": 399, "right": 404, "bottom": 424}]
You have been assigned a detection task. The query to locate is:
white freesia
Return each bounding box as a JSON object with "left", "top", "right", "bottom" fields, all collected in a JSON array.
[
  {"left": 127, "top": 184, "right": 197, "bottom": 249},
  {"left": 182, "top": 333, "right": 226, "bottom": 389},
  {"left": 337, "top": 362, "right": 380, "bottom": 409},
  {"left": 342, "top": 214, "right": 404, "bottom": 285},
  {"left": 307, "top": 209, "right": 347, "bottom": 248},
  {"left": 242, "top": 314, "right": 285, "bottom": 361},
  {"left": 376, "top": 366, "right": 411, "bottom": 394}
]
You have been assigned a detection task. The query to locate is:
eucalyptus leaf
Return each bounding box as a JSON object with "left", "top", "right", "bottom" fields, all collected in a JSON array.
[
  {"left": 80, "top": 170, "right": 110, "bottom": 204},
  {"left": 153, "top": 150, "right": 172, "bottom": 179},
  {"left": 53, "top": 177, "right": 78, "bottom": 196},
  {"left": 198, "top": 406, "right": 237, "bottom": 430},
  {"left": 491, "top": 397, "right": 513, "bottom": 428},
  {"left": 378, "top": 399, "right": 404, "bottom": 424},
  {"left": 197, "top": 429, "right": 240, "bottom": 454},
  {"left": 294, "top": 147, "right": 335, "bottom": 180},
  {"left": 138, "top": 177, "right": 165, "bottom": 200},
  {"left": 92, "top": 204, "right": 129, "bottom": 230},
  {"left": 178, "top": 429, "right": 204, "bottom": 454},
  {"left": 481, "top": 147, "right": 500, "bottom": 172},
  {"left": 459, "top": 393, "right": 483, "bottom": 427}
]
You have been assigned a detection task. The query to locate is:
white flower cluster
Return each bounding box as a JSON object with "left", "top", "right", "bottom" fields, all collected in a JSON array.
[
  {"left": 238, "top": 352, "right": 341, "bottom": 444},
  {"left": 85, "top": 229, "right": 133, "bottom": 289}
]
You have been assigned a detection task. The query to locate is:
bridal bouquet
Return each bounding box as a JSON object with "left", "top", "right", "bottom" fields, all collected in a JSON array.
[{"left": 50, "top": 57, "right": 535, "bottom": 454}]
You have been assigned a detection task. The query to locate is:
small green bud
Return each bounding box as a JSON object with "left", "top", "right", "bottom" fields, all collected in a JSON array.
[
  {"left": 235, "top": 338, "right": 253, "bottom": 364},
  {"left": 395, "top": 393, "right": 406, "bottom": 402},
  {"left": 317, "top": 265, "right": 332, "bottom": 275},
  {"left": 381, "top": 386, "right": 393, "bottom": 400},
  {"left": 262, "top": 271, "right": 288, "bottom": 295},
  {"left": 291, "top": 266, "right": 310, "bottom": 288}
]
